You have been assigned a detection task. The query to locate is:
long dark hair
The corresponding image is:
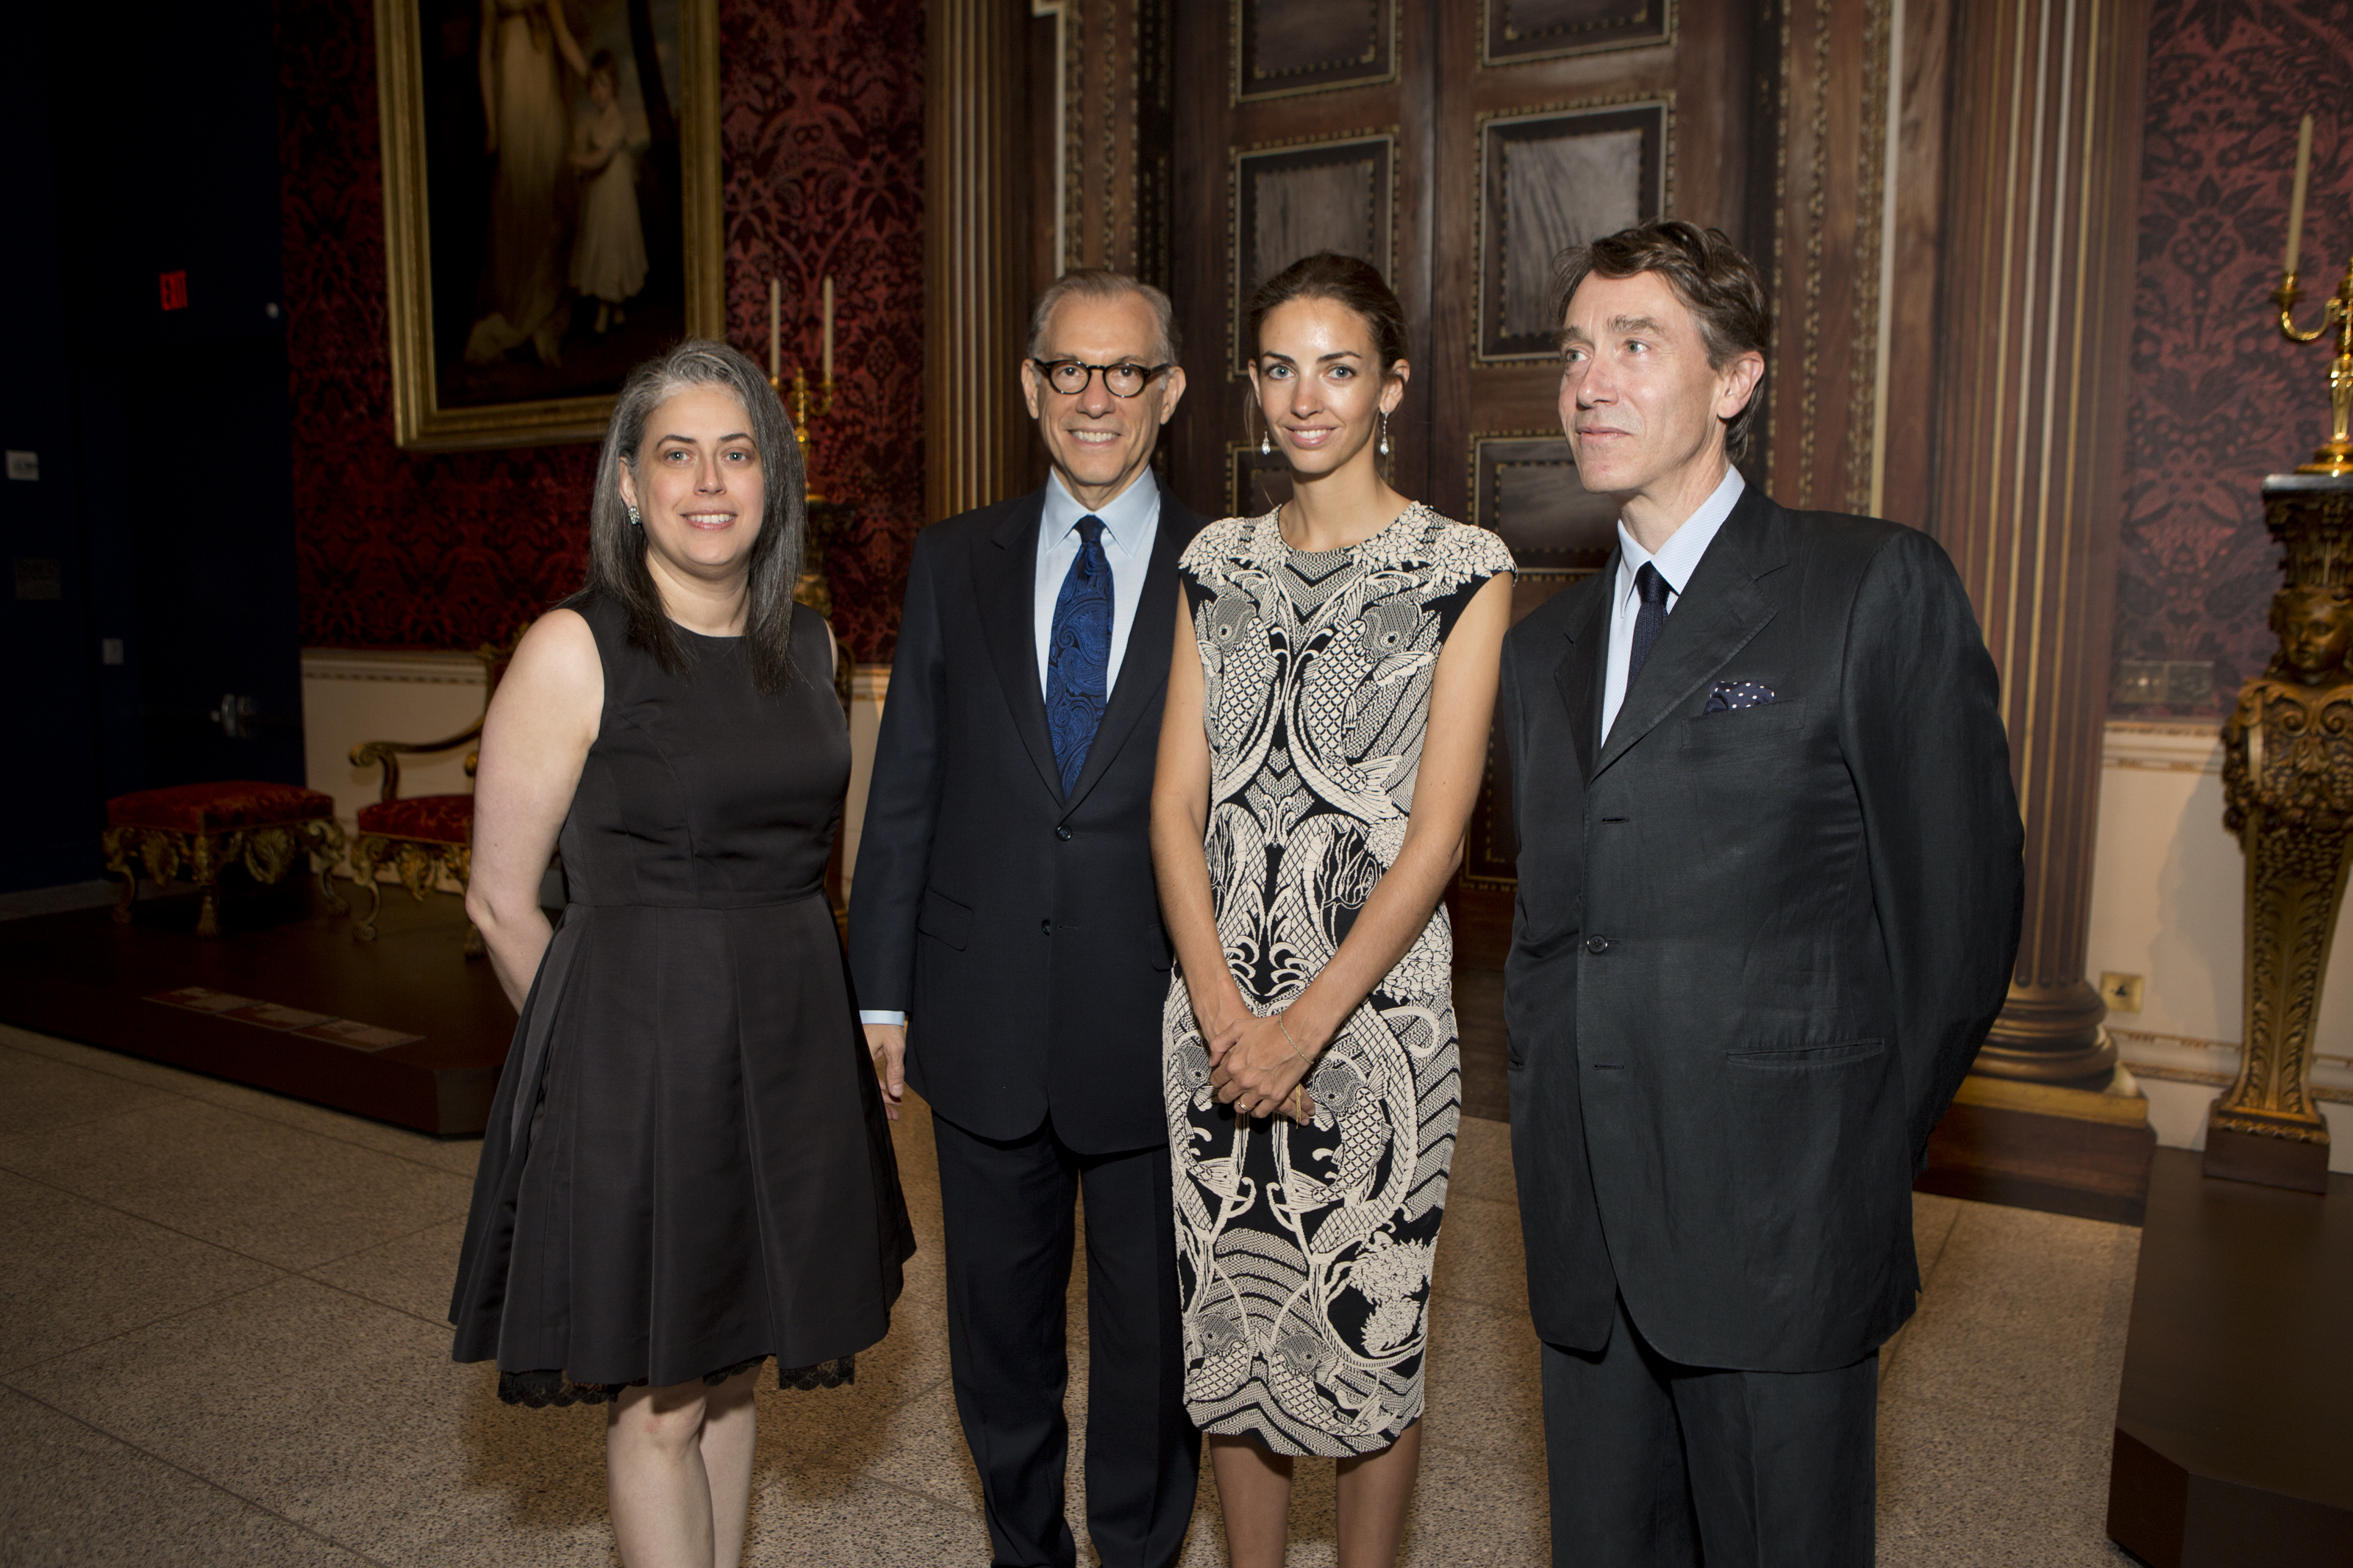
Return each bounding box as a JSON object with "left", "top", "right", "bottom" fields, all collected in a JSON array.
[{"left": 585, "top": 340, "right": 806, "bottom": 692}]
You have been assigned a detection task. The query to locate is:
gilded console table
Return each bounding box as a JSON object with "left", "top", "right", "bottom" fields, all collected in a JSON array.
[{"left": 2213, "top": 473, "right": 2353, "bottom": 1192}]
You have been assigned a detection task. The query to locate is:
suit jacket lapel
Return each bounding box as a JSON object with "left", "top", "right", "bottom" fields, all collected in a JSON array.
[
  {"left": 1551, "top": 565, "right": 1610, "bottom": 784},
  {"left": 1060, "top": 498, "right": 1198, "bottom": 814},
  {"left": 1592, "top": 489, "right": 1786, "bottom": 779},
  {"left": 977, "top": 490, "right": 1065, "bottom": 799}
]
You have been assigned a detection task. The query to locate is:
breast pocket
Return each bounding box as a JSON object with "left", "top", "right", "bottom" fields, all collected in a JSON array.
[
  {"left": 918, "top": 887, "right": 972, "bottom": 951},
  {"left": 1679, "top": 698, "right": 1810, "bottom": 764}
]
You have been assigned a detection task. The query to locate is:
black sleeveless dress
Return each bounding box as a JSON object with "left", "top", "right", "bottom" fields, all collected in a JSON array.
[{"left": 449, "top": 593, "right": 915, "bottom": 1404}]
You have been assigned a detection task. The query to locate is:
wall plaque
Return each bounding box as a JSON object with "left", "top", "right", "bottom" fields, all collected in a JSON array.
[
  {"left": 1482, "top": 0, "right": 1671, "bottom": 66},
  {"left": 1232, "top": 133, "right": 1396, "bottom": 370},
  {"left": 1477, "top": 101, "right": 1668, "bottom": 363},
  {"left": 1235, "top": 0, "right": 1396, "bottom": 101}
]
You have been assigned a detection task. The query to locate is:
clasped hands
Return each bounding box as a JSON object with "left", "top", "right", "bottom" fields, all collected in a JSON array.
[{"left": 1191, "top": 980, "right": 1319, "bottom": 1124}]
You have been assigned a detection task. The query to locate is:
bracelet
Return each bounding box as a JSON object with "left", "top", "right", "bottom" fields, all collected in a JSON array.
[{"left": 1276, "top": 1013, "right": 1311, "bottom": 1066}]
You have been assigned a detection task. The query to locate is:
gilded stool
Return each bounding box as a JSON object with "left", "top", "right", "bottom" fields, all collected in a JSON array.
[
  {"left": 102, "top": 781, "right": 348, "bottom": 938},
  {"left": 349, "top": 794, "right": 479, "bottom": 949}
]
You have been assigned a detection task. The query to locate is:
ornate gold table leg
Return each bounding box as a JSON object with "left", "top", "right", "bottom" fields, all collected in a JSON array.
[
  {"left": 102, "top": 826, "right": 140, "bottom": 923},
  {"left": 189, "top": 830, "right": 237, "bottom": 939},
  {"left": 2214, "top": 570, "right": 2352, "bottom": 1190},
  {"left": 2211, "top": 799, "right": 2341, "bottom": 1192},
  {"left": 302, "top": 818, "right": 350, "bottom": 914},
  {"left": 350, "top": 834, "right": 389, "bottom": 942}
]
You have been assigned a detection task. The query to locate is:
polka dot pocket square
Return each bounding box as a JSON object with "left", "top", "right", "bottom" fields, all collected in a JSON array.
[{"left": 1704, "top": 681, "right": 1778, "bottom": 713}]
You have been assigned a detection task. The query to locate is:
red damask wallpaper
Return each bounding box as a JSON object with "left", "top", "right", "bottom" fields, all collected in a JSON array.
[
  {"left": 719, "top": 0, "right": 926, "bottom": 667},
  {"left": 274, "top": 0, "right": 924, "bottom": 661},
  {"left": 2117, "top": 0, "right": 2353, "bottom": 717}
]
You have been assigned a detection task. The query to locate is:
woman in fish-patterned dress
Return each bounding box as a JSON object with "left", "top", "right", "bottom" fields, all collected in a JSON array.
[{"left": 1150, "top": 252, "right": 1513, "bottom": 1567}]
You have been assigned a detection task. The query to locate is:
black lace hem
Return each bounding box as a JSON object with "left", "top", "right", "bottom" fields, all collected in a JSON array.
[{"left": 496, "top": 1353, "right": 856, "bottom": 1408}]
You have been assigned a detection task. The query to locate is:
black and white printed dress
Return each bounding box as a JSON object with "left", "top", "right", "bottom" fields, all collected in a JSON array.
[{"left": 1163, "top": 503, "right": 1514, "bottom": 1456}]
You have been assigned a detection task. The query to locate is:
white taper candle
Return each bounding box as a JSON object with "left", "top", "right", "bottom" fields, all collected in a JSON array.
[
  {"left": 2286, "top": 115, "right": 2315, "bottom": 276},
  {"left": 822, "top": 276, "right": 835, "bottom": 384}
]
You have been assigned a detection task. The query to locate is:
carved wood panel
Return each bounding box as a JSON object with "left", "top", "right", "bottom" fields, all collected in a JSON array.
[{"left": 1171, "top": 0, "right": 1765, "bottom": 941}]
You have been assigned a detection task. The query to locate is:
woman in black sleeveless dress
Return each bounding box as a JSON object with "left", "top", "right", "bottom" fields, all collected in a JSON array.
[{"left": 449, "top": 340, "right": 913, "bottom": 1567}]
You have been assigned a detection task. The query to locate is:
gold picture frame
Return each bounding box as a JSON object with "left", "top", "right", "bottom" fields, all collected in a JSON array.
[{"left": 374, "top": 0, "right": 723, "bottom": 450}]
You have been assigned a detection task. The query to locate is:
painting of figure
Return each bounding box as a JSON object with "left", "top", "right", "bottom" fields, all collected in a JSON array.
[{"left": 376, "top": 0, "right": 719, "bottom": 448}]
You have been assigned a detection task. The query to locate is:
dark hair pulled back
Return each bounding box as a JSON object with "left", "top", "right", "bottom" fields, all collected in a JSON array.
[{"left": 1244, "top": 252, "right": 1407, "bottom": 373}]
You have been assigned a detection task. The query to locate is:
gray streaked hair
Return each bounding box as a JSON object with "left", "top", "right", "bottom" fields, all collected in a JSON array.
[
  {"left": 585, "top": 339, "right": 807, "bottom": 693},
  {"left": 1025, "top": 269, "right": 1182, "bottom": 365}
]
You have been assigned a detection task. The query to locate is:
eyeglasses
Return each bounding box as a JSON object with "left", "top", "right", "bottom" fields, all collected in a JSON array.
[{"left": 1029, "top": 358, "right": 1176, "bottom": 398}]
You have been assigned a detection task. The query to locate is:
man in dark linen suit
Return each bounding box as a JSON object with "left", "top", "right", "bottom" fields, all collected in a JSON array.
[
  {"left": 850, "top": 271, "right": 1202, "bottom": 1568},
  {"left": 1500, "top": 221, "right": 2021, "bottom": 1565}
]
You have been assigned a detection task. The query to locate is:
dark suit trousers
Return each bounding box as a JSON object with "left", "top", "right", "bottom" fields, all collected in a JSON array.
[
  {"left": 932, "top": 1110, "right": 1199, "bottom": 1568},
  {"left": 1540, "top": 1295, "right": 1876, "bottom": 1568}
]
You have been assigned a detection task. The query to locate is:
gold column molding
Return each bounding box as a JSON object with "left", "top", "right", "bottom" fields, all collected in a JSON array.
[
  {"left": 1033, "top": 0, "right": 1172, "bottom": 284},
  {"left": 2209, "top": 474, "right": 2353, "bottom": 1193},
  {"left": 1759, "top": 0, "right": 1899, "bottom": 516},
  {"left": 1926, "top": 0, "right": 2150, "bottom": 1086},
  {"left": 925, "top": 0, "right": 1033, "bottom": 523}
]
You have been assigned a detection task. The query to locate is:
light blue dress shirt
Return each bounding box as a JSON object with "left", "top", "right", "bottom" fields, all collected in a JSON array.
[
  {"left": 1032, "top": 467, "right": 1163, "bottom": 699},
  {"left": 1601, "top": 465, "right": 1746, "bottom": 740},
  {"left": 861, "top": 469, "right": 1164, "bottom": 1029}
]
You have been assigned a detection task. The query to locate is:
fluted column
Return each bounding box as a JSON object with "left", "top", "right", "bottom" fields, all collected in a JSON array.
[
  {"left": 924, "top": 0, "right": 1032, "bottom": 523},
  {"left": 1928, "top": 0, "right": 2150, "bottom": 1083}
]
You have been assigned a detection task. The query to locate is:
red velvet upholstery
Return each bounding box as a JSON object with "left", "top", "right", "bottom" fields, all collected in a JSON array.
[
  {"left": 357, "top": 794, "right": 474, "bottom": 842},
  {"left": 107, "top": 781, "right": 336, "bottom": 833}
]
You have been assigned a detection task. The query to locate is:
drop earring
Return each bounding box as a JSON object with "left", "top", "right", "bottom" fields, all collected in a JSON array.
[
  {"left": 626, "top": 505, "right": 642, "bottom": 528},
  {"left": 1377, "top": 411, "right": 1390, "bottom": 457},
  {"left": 1259, "top": 417, "right": 1272, "bottom": 457}
]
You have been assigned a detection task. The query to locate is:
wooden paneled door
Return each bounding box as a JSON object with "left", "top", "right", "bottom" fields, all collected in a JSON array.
[{"left": 1166, "top": 0, "right": 1769, "bottom": 953}]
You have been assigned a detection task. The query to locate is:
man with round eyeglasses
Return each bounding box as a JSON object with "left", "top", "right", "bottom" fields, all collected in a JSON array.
[
  {"left": 851, "top": 270, "right": 1205, "bottom": 1568},
  {"left": 1029, "top": 357, "right": 1178, "bottom": 399}
]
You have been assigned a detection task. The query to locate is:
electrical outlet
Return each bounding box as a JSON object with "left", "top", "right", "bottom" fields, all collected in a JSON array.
[{"left": 2100, "top": 972, "right": 2144, "bottom": 1014}]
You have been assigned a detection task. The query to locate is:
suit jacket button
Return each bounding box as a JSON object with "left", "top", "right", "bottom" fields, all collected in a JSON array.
[
  {"left": 1056, "top": 826, "right": 1073, "bottom": 841},
  {"left": 1586, "top": 935, "right": 1612, "bottom": 954},
  {"left": 1040, "top": 919, "right": 1052, "bottom": 937}
]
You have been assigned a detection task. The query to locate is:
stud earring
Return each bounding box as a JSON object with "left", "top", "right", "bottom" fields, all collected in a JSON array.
[
  {"left": 1377, "top": 411, "right": 1390, "bottom": 457},
  {"left": 626, "top": 505, "right": 641, "bottom": 527}
]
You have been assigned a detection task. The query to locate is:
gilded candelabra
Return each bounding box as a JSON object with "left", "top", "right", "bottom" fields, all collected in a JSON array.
[
  {"left": 2276, "top": 254, "right": 2353, "bottom": 477},
  {"left": 771, "top": 367, "right": 855, "bottom": 715},
  {"left": 770, "top": 365, "right": 837, "bottom": 501}
]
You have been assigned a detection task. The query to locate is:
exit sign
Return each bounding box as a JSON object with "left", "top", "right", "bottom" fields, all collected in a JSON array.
[{"left": 159, "top": 271, "right": 188, "bottom": 311}]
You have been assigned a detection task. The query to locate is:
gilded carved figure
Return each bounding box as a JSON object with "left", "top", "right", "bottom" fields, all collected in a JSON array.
[{"left": 2215, "top": 581, "right": 2353, "bottom": 1152}]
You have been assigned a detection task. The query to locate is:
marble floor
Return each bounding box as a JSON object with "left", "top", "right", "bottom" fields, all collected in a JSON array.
[{"left": 0, "top": 1019, "right": 2141, "bottom": 1567}]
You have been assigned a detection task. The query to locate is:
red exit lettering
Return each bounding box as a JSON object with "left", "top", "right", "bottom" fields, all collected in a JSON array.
[{"left": 159, "top": 271, "right": 188, "bottom": 311}]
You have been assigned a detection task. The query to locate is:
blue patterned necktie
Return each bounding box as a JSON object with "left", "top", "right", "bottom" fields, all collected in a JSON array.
[
  {"left": 1046, "top": 515, "right": 1113, "bottom": 794},
  {"left": 1628, "top": 562, "right": 1671, "bottom": 684}
]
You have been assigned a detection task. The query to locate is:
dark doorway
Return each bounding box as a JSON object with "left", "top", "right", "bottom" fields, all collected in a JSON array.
[{"left": 14, "top": 0, "right": 307, "bottom": 895}]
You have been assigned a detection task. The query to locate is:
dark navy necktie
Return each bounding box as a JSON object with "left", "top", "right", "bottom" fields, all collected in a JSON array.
[
  {"left": 1046, "top": 515, "right": 1113, "bottom": 795},
  {"left": 1627, "top": 562, "right": 1671, "bottom": 684}
]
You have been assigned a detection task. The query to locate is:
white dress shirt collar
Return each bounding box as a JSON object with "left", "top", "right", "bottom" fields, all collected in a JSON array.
[
  {"left": 1613, "top": 464, "right": 1746, "bottom": 604},
  {"left": 1043, "top": 465, "right": 1159, "bottom": 551},
  {"left": 1031, "top": 465, "right": 1163, "bottom": 705},
  {"left": 1601, "top": 465, "right": 1747, "bottom": 739}
]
